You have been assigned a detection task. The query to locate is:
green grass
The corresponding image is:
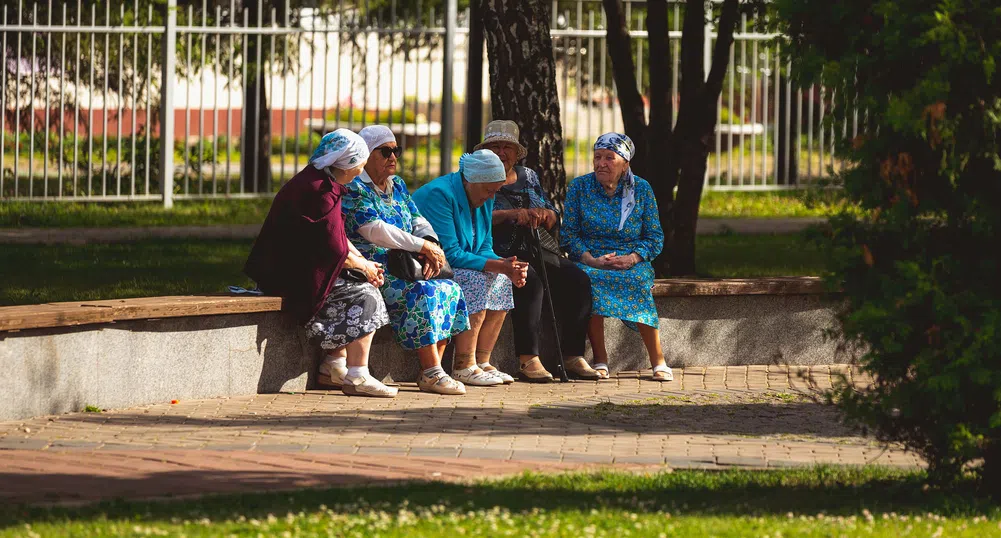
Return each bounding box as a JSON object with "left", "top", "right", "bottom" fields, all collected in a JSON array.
[
  {"left": 0, "top": 199, "right": 274, "bottom": 228},
  {"left": 2, "top": 467, "right": 999, "bottom": 537},
  {"left": 698, "top": 190, "right": 849, "bottom": 218},
  {"left": 694, "top": 233, "right": 826, "bottom": 278},
  {"left": 0, "top": 191, "right": 850, "bottom": 228},
  {"left": 0, "top": 239, "right": 255, "bottom": 305},
  {"left": 0, "top": 234, "right": 824, "bottom": 306}
]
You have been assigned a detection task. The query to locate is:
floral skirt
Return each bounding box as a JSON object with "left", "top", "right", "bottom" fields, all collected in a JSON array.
[
  {"left": 575, "top": 260, "right": 658, "bottom": 329},
  {"left": 306, "top": 279, "right": 390, "bottom": 350},
  {"left": 451, "top": 268, "right": 514, "bottom": 315},
  {"left": 379, "top": 273, "right": 470, "bottom": 350}
]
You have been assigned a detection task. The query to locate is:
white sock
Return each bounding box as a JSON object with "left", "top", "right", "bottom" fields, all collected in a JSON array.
[
  {"left": 324, "top": 356, "right": 347, "bottom": 369},
  {"left": 423, "top": 365, "right": 446, "bottom": 378},
  {"left": 346, "top": 366, "right": 370, "bottom": 380}
]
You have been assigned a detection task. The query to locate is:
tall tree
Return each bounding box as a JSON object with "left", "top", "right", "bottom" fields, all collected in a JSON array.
[
  {"left": 602, "top": 0, "right": 756, "bottom": 276},
  {"left": 480, "top": 0, "right": 567, "bottom": 203}
]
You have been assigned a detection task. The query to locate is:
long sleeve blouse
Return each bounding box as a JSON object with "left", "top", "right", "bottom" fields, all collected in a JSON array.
[{"left": 561, "top": 172, "right": 664, "bottom": 263}]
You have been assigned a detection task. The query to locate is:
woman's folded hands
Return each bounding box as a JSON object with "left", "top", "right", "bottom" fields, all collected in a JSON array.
[
  {"left": 581, "top": 251, "right": 641, "bottom": 270},
  {"left": 419, "top": 239, "right": 447, "bottom": 279}
]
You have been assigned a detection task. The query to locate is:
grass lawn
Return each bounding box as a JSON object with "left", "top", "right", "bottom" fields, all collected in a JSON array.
[
  {"left": 2, "top": 467, "right": 999, "bottom": 537},
  {"left": 0, "top": 191, "right": 849, "bottom": 228},
  {"left": 0, "top": 234, "right": 826, "bottom": 306}
]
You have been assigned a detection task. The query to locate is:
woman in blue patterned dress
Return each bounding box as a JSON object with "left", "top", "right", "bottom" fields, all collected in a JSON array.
[
  {"left": 341, "top": 126, "right": 470, "bottom": 395},
  {"left": 561, "top": 133, "right": 673, "bottom": 382}
]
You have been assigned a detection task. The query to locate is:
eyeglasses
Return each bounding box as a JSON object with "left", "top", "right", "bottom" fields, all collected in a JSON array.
[{"left": 376, "top": 146, "right": 403, "bottom": 158}]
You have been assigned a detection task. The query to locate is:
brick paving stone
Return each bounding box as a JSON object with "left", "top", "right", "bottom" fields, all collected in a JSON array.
[{"left": 0, "top": 366, "right": 924, "bottom": 505}]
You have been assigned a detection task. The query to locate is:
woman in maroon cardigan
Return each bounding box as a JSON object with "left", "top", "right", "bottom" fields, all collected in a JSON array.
[{"left": 245, "top": 129, "right": 396, "bottom": 398}]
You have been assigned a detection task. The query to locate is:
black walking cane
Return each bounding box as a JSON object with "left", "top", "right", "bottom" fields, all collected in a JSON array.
[{"left": 528, "top": 227, "right": 569, "bottom": 382}]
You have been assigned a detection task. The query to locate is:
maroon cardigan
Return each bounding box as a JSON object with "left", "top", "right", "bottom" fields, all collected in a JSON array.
[{"left": 244, "top": 165, "right": 350, "bottom": 324}]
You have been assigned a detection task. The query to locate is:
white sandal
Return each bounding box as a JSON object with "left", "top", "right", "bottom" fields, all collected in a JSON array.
[
  {"left": 651, "top": 364, "right": 674, "bottom": 382},
  {"left": 478, "top": 362, "right": 514, "bottom": 384},
  {"left": 452, "top": 366, "right": 504, "bottom": 387},
  {"left": 592, "top": 362, "right": 610, "bottom": 379},
  {"left": 341, "top": 374, "right": 399, "bottom": 398},
  {"left": 318, "top": 360, "right": 347, "bottom": 388}
]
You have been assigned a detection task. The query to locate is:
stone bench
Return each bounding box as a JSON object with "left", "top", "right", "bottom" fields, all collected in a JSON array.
[{"left": 0, "top": 277, "right": 843, "bottom": 421}]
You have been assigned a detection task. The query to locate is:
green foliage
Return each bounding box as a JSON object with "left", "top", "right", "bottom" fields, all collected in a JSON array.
[
  {"left": 83, "top": 405, "right": 102, "bottom": 413},
  {"left": 773, "top": 0, "right": 1001, "bottom": 491}
]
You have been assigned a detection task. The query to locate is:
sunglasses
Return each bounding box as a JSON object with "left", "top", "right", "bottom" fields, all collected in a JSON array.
[{"left": 376, "top": 146, "right": 403, "bottom": 158}]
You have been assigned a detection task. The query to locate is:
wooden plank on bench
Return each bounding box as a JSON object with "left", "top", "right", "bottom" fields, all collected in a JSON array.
[
  {"left": 0, "top": 302, "right": 118, "bottom": 332},
  {"left": 0, "top": 295, "right": 284, "bottom": 332},
  {"left": 652, "top": 277, "right": 826, "bottom": 297},
  {"left": 94, "top": 295, "right": 284, "bottom": 321}
]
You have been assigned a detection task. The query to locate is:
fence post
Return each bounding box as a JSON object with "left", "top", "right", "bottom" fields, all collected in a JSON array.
[
  {"left": 440, "top": 0, "right": 458, "bottom": 176},
  {"left": 160, "top": 0, "right": 177, "bottom": 209}
]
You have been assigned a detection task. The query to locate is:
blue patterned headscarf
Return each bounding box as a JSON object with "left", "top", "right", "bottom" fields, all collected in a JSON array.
[
  {"left": 594, "top": 132, "right": 636, "bottom": 230},
  {"left": 309, "top": 128, "right": 370, "bottom": 171}
]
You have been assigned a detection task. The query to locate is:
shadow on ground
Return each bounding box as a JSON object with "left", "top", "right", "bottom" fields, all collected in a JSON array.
[{"left": 51, "top": 397, "right": 858, "bottom": 438}]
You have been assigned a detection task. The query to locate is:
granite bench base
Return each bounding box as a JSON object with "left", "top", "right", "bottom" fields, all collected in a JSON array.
[{"left": 0, "top": 292, "right": 849, "bottom": 421}]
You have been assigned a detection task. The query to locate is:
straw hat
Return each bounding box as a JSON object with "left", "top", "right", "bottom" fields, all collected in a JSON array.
[{"left": 474, "top": 120, "right": 528, "bottom": 161}]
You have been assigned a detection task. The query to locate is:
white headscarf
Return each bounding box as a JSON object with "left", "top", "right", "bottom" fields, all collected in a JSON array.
[
  {"left": 594, "top": 132, "right": 637, "bottom": 231},
  {"left": 309, "top": 128, "right": 370, "bottom": 171},
  {"left": 358, "top": 125, "right": 397, "bottom": 152},
  {"left": 459, "top": 150, "right": 506, "bottom": 183}
]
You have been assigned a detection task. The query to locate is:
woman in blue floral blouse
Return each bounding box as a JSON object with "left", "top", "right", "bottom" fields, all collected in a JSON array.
[
  {"left": 561, "top": 133, "right": 673, "bottom": 382},
  {"left": 341, "top": 126, "right": 471, "bottom": 395}
]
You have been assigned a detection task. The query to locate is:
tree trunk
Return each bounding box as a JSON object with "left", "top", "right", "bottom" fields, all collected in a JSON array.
[
  {"left": 481, "top": 0, "right": 567, "bottom": 204},
  {"left": 664, "top": 0, "right": 741, "bottom": 276},
  {"left": 241, "top": 1, "right": 272, "bottom": 194},
  {"left": 601, "top": 0, "right": 648, "bottom": 178}
]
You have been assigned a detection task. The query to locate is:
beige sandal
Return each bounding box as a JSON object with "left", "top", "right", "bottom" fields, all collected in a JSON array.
[
  {"left": 518, "top": 357, "right": 554, "bottom": 383},
  {"left": 565, "top": 357, "right": 602, "bottom": 380}
]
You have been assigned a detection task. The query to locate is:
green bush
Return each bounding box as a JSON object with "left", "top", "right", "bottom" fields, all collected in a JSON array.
[{"left": 774, "top": 0, "right": 1001, "bottom": 493}]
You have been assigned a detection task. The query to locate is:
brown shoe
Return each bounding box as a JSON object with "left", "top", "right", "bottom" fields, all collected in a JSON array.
[
  {"left": 565, "top": 357, "right": 601, "bottom": 380},
  {"left": 518, "top": 357, "right": 554, "bottom": 383}
]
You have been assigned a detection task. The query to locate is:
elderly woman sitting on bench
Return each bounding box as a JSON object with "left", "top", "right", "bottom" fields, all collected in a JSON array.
[
  {"left": 560, "top": 133, "right": 673, "bottom": 382},
  {"left": 413, "top": 150, "right": 542, "bottom": 385}
]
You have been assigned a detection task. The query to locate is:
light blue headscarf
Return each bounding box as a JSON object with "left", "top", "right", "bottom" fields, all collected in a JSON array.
[
  {"left": 309, "top": 128, "right": 370, "bottom": 171},
  {"left": 459, "top": 149, "right": 506, "bottom": 183},
  {"left": 594, "top": 132, "right": 636, "bottom": 230}
]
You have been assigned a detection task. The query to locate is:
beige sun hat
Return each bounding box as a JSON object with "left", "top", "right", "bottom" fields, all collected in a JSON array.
[{"left": 474, "top": 120, "right": 528, "bottom": 161}]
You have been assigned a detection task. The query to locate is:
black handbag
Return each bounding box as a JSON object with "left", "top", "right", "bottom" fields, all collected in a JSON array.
[
  {"left": 386, "top": 236, "right": 454, "bottom": 281},
  {"left": 340, "top": 267, "right": 370, "bottom": 283}
]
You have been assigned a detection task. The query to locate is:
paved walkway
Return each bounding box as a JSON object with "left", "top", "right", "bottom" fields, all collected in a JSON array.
[
  {"left": 0, "top": 218, "right": 826, "bottom": 245},
  {"left": 0, "top": 365, "right": 920, "bottom": 505}
]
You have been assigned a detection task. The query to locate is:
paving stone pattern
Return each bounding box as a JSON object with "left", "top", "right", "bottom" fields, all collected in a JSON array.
[{"left": 0, "top": 365, "right": 922, "bottom": 505}]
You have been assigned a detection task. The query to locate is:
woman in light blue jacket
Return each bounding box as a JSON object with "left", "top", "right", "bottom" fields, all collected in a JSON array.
[{"left": 413, "top": 150, "right": 554, "bottom": 385}]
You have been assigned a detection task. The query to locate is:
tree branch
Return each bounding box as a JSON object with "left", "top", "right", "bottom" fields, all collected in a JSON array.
[
  {"left": 601, "top": 0, "right": 647, "bottom": 173},
  {"left": 679, "top": 0, "right": 706, "bottom": 101},
  {"left": 646, "top": 0, "right": 672, "bottom": 137},
  {"left": 705, "top": 0, "right": 740, "bottom": 101}
]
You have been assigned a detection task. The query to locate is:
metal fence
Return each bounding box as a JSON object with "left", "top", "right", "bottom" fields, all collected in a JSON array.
[{"left": 1, "top": 0, "right": 850, "bottom": 205}]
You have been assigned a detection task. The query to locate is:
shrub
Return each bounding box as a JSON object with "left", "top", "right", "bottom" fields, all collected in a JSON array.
[{"left": 774, "top": 0, "right": 1001, "bottom": 493}]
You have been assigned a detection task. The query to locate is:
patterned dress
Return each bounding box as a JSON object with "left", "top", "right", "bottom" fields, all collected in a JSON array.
[
  {"left": 561, "top": 173, "right": 664, "bottom": 328},
  {"left": 342, "top": 175, "right": 470, "bottom": 350}
]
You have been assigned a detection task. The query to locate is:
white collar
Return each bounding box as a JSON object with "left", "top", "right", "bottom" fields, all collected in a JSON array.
[{"left": 358, "top": 169, "right": 395, "bottom": 197}]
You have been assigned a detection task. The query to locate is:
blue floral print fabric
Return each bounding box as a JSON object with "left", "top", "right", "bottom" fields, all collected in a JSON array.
[
  {"left": 560, "top": 172, "right": 664, "bottom": 328},
  {"left": 342, "top": 175, "right": 470, "bottom": 350}
]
